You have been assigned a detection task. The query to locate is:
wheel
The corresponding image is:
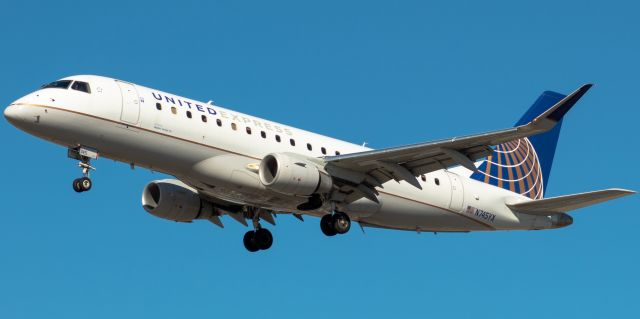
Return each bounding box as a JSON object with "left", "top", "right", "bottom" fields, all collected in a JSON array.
[
  {"left": 79, "top": 177, "right": 92, "bottom": 191},
  {"left": 254, "top": 228, "right": 273, "bottom": 250},
  {"left": 333, "top": 212, "right": 351, "bottom": 234},
  {"left": 72, "top": 179, "right": 83, "bottom": 193},
  {"left": 243, "top": 231, "right": 259, "bottom": 252},
  {"left": 320, "top": 214, "right": 337, "bottom": 237}
]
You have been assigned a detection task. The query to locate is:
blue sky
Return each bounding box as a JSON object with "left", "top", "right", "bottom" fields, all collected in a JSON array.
[{"left": 1, "top": 1, "right": 638, "bottom": 318}]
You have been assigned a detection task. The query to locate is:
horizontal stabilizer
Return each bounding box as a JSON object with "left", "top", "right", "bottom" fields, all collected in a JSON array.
[{"left": 507, "top": 188, "right": 635, "bottom": 215}]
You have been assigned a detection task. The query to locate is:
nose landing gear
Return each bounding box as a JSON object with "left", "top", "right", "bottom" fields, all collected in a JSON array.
[
  {"left": 68, "top": 146, "right": 98, "bottom": 193},
  {"left": 72, "top": 177, "right": 92, "bottom": 193}
]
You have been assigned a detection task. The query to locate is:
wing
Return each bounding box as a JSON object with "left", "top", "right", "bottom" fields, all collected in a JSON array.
[
  {"left": 506, "top": 189, "right": 636, "bottom": 215},
  {"left": 324, "top": 84, "right": 592, "bottom": 202}
]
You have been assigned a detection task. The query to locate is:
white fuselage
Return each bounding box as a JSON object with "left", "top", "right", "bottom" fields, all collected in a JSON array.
[{"left": 4, "top": 75, "right": 561, "bottom": 232}]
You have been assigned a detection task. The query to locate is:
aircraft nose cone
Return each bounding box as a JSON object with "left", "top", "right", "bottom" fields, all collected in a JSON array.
[{"left": 4, "top": 104, "right": 23, "bottom": 124}]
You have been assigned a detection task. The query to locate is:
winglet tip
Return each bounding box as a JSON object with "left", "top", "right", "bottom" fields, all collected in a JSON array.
[
  {"left": 582, "top": 83, "right": 594, "bottom": 92},
  {"left": 575, "top": 83, "right": 594, "bottom": 98}
]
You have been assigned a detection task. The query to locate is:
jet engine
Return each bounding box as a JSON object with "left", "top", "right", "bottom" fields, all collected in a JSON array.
[
  {"left": 141, "top": 179, "right": 213, "bottom": 222},
  {"left": 259, "top": 153, "right": 332, "bottom": 196}
]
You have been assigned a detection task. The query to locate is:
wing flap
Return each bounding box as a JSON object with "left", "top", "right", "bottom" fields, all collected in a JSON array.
[{"left": 506, "top": 189, "right": 636, "bottom": 215}]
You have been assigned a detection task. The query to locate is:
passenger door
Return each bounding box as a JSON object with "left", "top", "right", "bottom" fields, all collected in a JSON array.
[{"left": 116, "top": 81, "right": 140, "bottom": 124}]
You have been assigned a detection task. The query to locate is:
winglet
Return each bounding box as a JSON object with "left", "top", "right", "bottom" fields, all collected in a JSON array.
[{"left": 533, "top": 84, "right": 593, "bottom": 124}]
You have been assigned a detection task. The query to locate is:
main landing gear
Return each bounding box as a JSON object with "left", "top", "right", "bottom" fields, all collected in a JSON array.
[
  {"left": 320, "top": 212, "right": 351, "bottom": 236},
  {"left": 68, "top": 146, "right": 98, "bottom": 193},
  {"left": 243, "top": 209, "right": 274, "bottom": 252},
  {"left": 243, "top": 228, "right": 273, "bottom": 252}
]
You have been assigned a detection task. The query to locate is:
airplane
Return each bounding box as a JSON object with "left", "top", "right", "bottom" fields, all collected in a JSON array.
[{"left": 4, "top": 75, "right": 635, "bottom": 252}]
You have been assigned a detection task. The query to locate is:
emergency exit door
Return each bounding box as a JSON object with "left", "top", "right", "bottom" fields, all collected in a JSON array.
[
  {"left": 447, "top": 172, "right": 464, "bottom": 212},
  {"left": 117, "top": 81, "right": 140, "bottom": 124}
]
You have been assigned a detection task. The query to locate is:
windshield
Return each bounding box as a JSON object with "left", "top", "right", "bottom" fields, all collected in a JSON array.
[
  {"left": 42, "top": 80, "right": 72, "bottom": 89},
  {"left": 71, "top": 81, "right": 91, "bottom": 93}
]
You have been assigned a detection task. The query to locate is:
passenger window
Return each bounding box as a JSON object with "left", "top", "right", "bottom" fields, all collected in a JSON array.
[
  {"left": 186, "top": 111, "right": 192, "bottom": 119},
  {"left": 246, "top": 127, "right": 252, "bottom": 135},
  {"left": 71, "top": 81, "right": 91, "bottom": 93},
  {"left": 231, "top": 123, "right": 237, "bottom": 130},
  {"left": 290, "top": 139, "right": 296, "bottom": 146},
  {"left": 216, "top": 119, "right": 222, "bottom": 127},
  {"left": 434, "top": 178, "right": 440, "bottom": 186},
  {"left": 171, "top": 107, "right": 177, "bottom": 114},
  {"left": 201, "top": 115, "right": 207, "bottom": 122},
  {"left": 321, "top": 147, "right": 326, "bottom": 155},
  {"left": 335, "top": 151, "right": 341, "bottom": 155},
  {"left": 421, "top": 175, "right": 426, "bottom": 182},
  {"left": 155, "top": 103, "right": 162, "bottom": 110},
  {"left": 275, "top": 135, "right": 281, "bottom": 142},
  {"left": 307, "top": 143, "right": 312, "bottom": 151},
  {"left": 261, "top": 131, "right": 266, "bottom": 138}
]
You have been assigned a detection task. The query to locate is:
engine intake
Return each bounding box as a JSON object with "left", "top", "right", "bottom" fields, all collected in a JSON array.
[
  {"left": 259, "top": 153, "right": 332, "bottom": 196},
  {"left": 141, "top": 179, "right": 212, "bottom": 222}
]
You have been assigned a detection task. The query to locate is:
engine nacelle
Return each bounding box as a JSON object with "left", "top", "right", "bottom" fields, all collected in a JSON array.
[
  {"left": 259, "top": 153, "right": 332, "bottom": 196},
  {"left": 141, "top": 179, "right": 212, "bottom": 222}
]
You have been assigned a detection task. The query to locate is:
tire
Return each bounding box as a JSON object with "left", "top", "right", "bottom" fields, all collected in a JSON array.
[
  {"left": 79, "top": 177, "right": 92, "bottom": 191},
  {"left": 72, "top": 179, "right": 83, "bottom": 193},
  {"left": 320, "top": 214, "right": 337, "bottom": 237},
  {"left": 254, "top": 228, "right": 273, "bottom": 250},
  {"left": 243, "top": 231, "right": 259, "bottom": 252},
  {"left": 333, "top": 212, "right": 351, "bottom": 234}
]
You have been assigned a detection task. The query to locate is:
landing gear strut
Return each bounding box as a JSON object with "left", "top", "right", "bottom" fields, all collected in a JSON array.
[
  {"left": 320, "top": 212, "right": 351, "bottom": 236},
  {"left": 68, "top": 146, "right": 98, "bottom": 193}
]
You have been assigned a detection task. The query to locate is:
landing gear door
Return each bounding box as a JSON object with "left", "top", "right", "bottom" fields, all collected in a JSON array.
[
  {"left": 447, "top": 172, "right": 464, "bottom": 212},
  {"left": 116, "top": 81, "right": 140, "bottom": 125}
]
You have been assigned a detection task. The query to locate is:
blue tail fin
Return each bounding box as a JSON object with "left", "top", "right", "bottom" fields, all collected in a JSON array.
[{"left": 470, "top": 91, "right": 568, "bottom": 199}]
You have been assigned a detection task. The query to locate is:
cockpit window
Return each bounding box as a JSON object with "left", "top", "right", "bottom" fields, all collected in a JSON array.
[
  {"left": 71, "top": 81, "right": 91, "bottom": 94},
  {"left": 42, "top": 80, "right": 72, "bottom": 89}
]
